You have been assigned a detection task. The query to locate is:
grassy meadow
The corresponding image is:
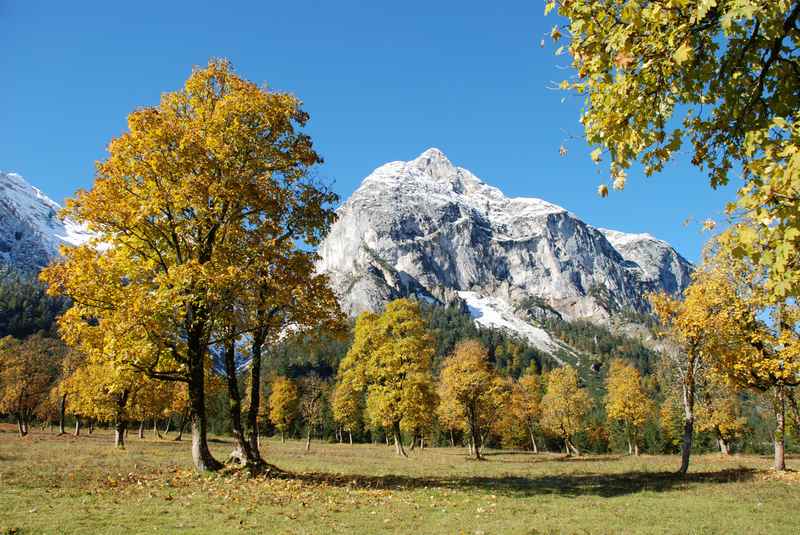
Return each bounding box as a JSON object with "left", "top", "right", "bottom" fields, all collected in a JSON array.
[{"left": 1, "top": 424, "right": 798, "bottom": 535}]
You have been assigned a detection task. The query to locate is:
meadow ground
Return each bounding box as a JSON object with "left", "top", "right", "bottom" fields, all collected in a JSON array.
[{"left": 1, "top": 425, "right": 798, "bottom": 535}]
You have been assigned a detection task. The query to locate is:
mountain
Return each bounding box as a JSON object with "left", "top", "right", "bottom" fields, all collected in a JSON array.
[
  {"left": 0, "top": 171, "right": 91, "bottom": 271},
  {"left": 317, "top": 148, "right": 692, "bottom": 355}
]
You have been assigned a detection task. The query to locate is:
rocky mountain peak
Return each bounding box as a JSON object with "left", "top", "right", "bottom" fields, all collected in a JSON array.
[{"left": 318, "top": 149, "right": 692, "bottom": 355}]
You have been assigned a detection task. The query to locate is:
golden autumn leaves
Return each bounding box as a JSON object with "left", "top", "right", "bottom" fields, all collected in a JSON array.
[
  {"left": 40, "top": 59, "right": 344, "bottom": 471},
  {"left": 548, "top": 1, "right": 800, "bottom": 304}
]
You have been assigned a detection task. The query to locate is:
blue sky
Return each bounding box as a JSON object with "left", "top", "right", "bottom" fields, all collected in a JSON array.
[{"left": 1, "top": 1, "right": 737, "bottom": 262}]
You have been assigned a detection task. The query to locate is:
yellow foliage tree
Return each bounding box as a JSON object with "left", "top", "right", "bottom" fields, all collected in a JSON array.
[
  {"left": 680, "top": 243, "right": 799, "bottom": 469},
  {"left": 0, "top": 334, "right": 63, "bottom": 437},
  {"left": 268, "top": 376, "right": 298, "bottom": 443},
  {"left": 337, "top": 299, "right": 436, "bottom": 457},
  {"left": 541, "top": 366, "right": 592, "bottom": 456},
  {"left": 40, "top": 59, "right": 338, "bottom": 472},
  {"left": 331, "top": 374, "right": 361, "bottom": 445},
  {"left": 605, "top": 359, "right": 652, "bottom": 456},
  {"left": 650, "top": 289, "right": 709, "bottom": 474},
  {"left": 696, "top": 377, "right": 748, "bottom": 456},
  {"left": 497, "top": 372, "right": 543, "bottom": 452},
  {"left": 436, "top": 339, "right": 510, "bottom": 459}
]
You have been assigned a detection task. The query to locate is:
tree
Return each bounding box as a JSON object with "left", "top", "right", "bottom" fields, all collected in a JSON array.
[
  {"left": 337, "top": 299, "right": 436, "bottom": 457},
  {"left": 331, "top": 374, "right": 361, "bottom": 444},
  {"left": 650, "top": 289, "right": 709, "bottom": 474},
  {"left": 514, "top": 373, "right": 544, "bottom": 452},
  {"left": 680, "top": 243, "right": 799, "bottom": 469},
  {"left": 268, "top": 376, "right": 299, "bottom": 443},
  {"left": 298, "top": 375, "right": 328, "bottom": 452},
  {"left": 48, "top": 348, "right": 84, "bottom": 435},
  {"left": 549, "top": 0, "right": 800, "bottom": 303},
  {"left": 40, "top": 59, "right": 337, "bottom": 472},
  {"left": 218, "top": 248, "right": 343, "bottom": 468},
  {"left": 605, "top": 359, "right": 653, "bottom": 456},
  {"left": 0, "top": 334, "right": 63, "bottom": 436},
  {"left": 436, "top": 339, "right": 510, "bottom": 460},
  {"left": 496, "top": 371, "right": 543, "bottom": 452},
  {"left": 62, "top": 358, "right": 139, "bottom": 448},
  {"left": 696, "top": 377, "right": 748, "bottom": 455},
  {"left": 541, "top": 366, "right": 592, "bottom": 456}
]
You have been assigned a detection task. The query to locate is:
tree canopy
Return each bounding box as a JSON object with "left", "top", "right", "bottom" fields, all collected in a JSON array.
[{"left": 40, "top": 59, "right": 338, "bottom": 471}]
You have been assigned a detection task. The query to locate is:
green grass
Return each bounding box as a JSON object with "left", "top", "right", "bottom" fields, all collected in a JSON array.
[{"left": 1, "top": 425, "right": 798, "bottom": 534}]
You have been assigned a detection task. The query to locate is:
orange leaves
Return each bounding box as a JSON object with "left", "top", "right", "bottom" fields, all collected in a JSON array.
[{"left": 436, "top": 339, "right": 510, "bottom": 438}]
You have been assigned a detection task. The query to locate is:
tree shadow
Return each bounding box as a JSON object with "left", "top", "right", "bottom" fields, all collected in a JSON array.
[
  {"left": 287, "top": 467, "right": 758, "bottom": 499},
  {"left": 480, "top": 451, "right": 624, "bottom": 464}
]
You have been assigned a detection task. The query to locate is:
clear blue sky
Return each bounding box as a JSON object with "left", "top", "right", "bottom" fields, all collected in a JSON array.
[{"left": 1, "top": 0, "right": 737, "bottom": 262}]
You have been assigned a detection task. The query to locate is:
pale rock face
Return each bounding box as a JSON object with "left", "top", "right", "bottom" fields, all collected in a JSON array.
[
  {"left": 0, "top": 171, "right": 91, "bottom": 271},
  {"left": 318, "top": 149, "right": 692, "bottom": 352}
]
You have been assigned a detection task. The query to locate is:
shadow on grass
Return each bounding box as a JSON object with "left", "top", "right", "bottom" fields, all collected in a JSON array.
[{"left": 288, "top": 467, "right": 758, "bottom": 498}]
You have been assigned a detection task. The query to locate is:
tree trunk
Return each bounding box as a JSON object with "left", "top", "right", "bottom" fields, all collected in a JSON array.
[
  {"left": 634, "top": 443, "right": 639, "bottom": 456},
  {"left": 469, "top": 422, "right": 482, "bottom": 460},
  {"left": 138, "top": 420, "right": 145, "bottom": 439},
  {"left": 281, "top": 431, "right": 285, "bottom": 444},
  {"left": 566, "top": 438, "right": 580, "bottom": 456},
  {"left": 678, "top": 377, "right": 695, "bottom": 475},
  {"left": 449, "top": 429, "right": 455, "bottom": 448},
  {"left": 408, "top": 433, "right": 416, "bottom": 451},
  {"left": 393, "top": 422, "right": 408, "bottom": 457},
  {"left": 115, "top": 419, "right": 127, "bottom": 449},
  {"left": 185, "top": 307, "right": 222, "bottom": 472},
  {"left": 74, "top": 417, "right": 81, "bottom": 437},
  {"left": 174, "top": 407, "right": 188, "bottom": 441},
  {"left": 349, "top": 431, "right": 353, "bottom": 445},
  {"left": 246, "top": 325, "right": 266, "bottom": 459},
  {"left": 113, "top": 390, "right": 130, "bottom": 449},
  {"left": 774, "top": 386, "right": 786, "bottom": 471},
  {"left": 222, "top": 337, "right": 257, "bottom": 466},
  {"left": 305, "top": 428, "right": 312, "bottom": 452},
  {"left": 627, "top": 438, "right": 633, "bottom": 456},
  {"left": 58, "top": 394, "right": 67, "bottom": 435},
  {"left": 530, "top": 429, "right": 538, "bottom": 454},
  {"left": 163, "top": 416, "right": 172, "bottom": 436},
  {"left": 188, "top": 335, "right": 222, "bottom": 472},
  {"left": 88, "top": 419, "right": 94, "bottom": 434},
  {"left": 718, "top": 437, "right": 729, "bottom": 456},
  {"left": 153, "top": 418, "right": 162, "bottom": 439},
  {"left": 17, "top": 413, "right": 26, "bottom": 437}
]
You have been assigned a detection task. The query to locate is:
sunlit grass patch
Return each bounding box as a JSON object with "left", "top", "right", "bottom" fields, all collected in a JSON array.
[{"left": 1, "top": 425, "right": 798, "bottom": 534}]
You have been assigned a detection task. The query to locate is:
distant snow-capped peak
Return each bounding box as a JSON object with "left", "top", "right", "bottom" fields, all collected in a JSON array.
[{"left": 0, "top": 170, "right": 91, "bottom": 270}]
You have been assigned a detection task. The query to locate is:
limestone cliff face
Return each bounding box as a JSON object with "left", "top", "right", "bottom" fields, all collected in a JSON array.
[{"left": 317, "top": 149, "right": 691, "bottom": 352}]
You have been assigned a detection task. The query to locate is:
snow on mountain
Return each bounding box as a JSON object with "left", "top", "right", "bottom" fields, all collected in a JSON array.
[
  {"left": 317, "top": 148, "right": 693, "bottom": 355},
  {"left": 0, "top": 171, "right": 91, "bottom": 271}
]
